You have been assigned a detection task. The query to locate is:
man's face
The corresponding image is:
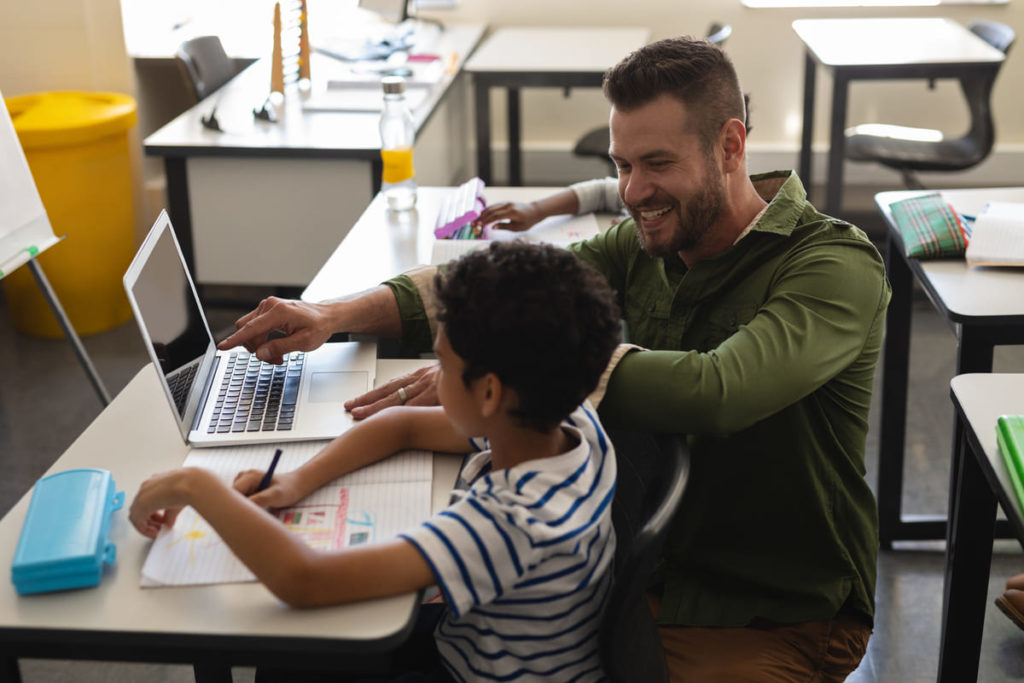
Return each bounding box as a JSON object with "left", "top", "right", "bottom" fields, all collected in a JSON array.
[{"left": 609, "top": 95, "right": 726, "bottom": 259}]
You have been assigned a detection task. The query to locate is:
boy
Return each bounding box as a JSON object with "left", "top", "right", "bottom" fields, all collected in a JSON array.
[{"left": 129, "top": 241, "right": 622, "bottom": 682}]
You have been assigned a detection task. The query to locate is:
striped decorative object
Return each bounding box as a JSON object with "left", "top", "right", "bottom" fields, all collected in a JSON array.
[{"left": 889, "top": 193, "right": 969, "bottom": 259}]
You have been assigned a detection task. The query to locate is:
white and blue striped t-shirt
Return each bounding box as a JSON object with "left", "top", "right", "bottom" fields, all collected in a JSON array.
[{"left": 401, "top": 402, "right": 617, "bottom": 682}]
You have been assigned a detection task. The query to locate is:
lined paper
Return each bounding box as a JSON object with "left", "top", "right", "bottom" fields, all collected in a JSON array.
[
  {"left": 141, "top": 443, "right": 433, "bottom": 586},
  {"left": 965, "top": 202, "right": 1024, "bottom": 267}
]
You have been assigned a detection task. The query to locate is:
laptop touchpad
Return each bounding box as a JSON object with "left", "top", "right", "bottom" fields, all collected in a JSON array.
[{"left": 308, "top": 371, "right": 369, "bottom": 403}]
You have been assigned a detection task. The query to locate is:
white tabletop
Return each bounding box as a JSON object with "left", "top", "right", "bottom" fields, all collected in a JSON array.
[
  {"left": 303, "top": 186, "right": 621, "bottom": 302},
  {"left": 0, "top": 359, "right": 459, "bottom": 649},
  {"left": 145, "top": 23, "right": 484, "bottom": 154},
  {"left": 792, "top": 18, "right": 1006, "bottom": 68},
  {"left": 876, "top": 188, "right": 1024, "bottom": 320},
  {"left": 464, "top": 27, "right": 649, "bottom": 73},
  {"left": 950, "top": 373, "right": 1024, "bottom": 530}
]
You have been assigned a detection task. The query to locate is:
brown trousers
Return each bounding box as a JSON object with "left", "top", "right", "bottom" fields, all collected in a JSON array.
[{"left": 651, "top": 595, "right": 872, "bottom": 682}]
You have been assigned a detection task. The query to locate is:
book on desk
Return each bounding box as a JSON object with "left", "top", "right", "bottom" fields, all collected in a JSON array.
[{"left": 965, "top": 202, "right": 1024, "bottom": 267}]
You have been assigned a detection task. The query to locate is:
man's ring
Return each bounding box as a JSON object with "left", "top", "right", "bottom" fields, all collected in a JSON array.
[{"left": 397, "top": 386, "right": 409, "bottom": 404}]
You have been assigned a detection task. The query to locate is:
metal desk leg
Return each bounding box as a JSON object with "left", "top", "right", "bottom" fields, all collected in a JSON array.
[
  {"left": 164, "top": 157, "right": 196, "bottom": 277},
  {"left": 193, "top": 663, "right": 233, "bottom": 683},
  {"left": 0, "top": 657, "right": 21, "bottom": 683},
  {"left": 798, "top": 51, "right": 816, "bottom": 192},
  {"left": 27, "top": 260, "right": 110, "bottom": 407},
  {"left": 937, "top": 435, "right": 996, "bottom": 683},
  {"left": 825, "top": 72, "right": 849, "bottom": 216},
  {"left": 473, "top": 77, "right": 493, "bottom": 185},
  {"left": 507, "top": 87, "right": 522, "bottom": 186},
  {"left": 877, "top": 235, "right": 912, "bottom": 548}
]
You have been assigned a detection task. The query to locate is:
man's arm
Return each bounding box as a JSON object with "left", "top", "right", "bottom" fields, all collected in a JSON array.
[{"left": 598, "top": 239, "right": 890, "bottom": 434}]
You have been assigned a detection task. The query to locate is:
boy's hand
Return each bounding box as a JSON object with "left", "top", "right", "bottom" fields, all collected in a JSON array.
[
  {"left": 129, "top": 468, "right": 205, "bottom": 539},
  {"left": 473, "top": 201, "right": 544, "bottom": 232},
  {"left": 234, "top": 469, "right": 305, "bottom": 509}
]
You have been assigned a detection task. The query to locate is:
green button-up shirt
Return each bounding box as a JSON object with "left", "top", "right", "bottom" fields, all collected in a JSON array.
[{"left": 386, "top": 170, "right": 890, "bottom": 628}]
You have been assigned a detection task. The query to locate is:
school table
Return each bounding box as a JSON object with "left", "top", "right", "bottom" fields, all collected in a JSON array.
[
  {"left": 143, "top": 22, "right": 485, "bottom": 289},
  {"left": 463, "top": 27, "right": 649, "bottom": 187},
  {"left": 0, "top": 358, "right": 460, "bottom": 683},
  {"left": 792, "top": 18, "right": 1005, "bottom": 214},
  {"left": 941, "top": 373, "right": 1024, "bottom": 683},
  {"left": 875, "top": 187, "right": 1024, "bottom": 547},
  {"left": 302, "top": 186, "right": 620, "bottom": 303}
]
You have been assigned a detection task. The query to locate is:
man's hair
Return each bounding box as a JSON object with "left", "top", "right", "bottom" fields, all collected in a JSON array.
[
  {"left": 603, "top": 36, "right": 748, "bottom": 150},
  {"left": 435, "top": 241, "right": 621, "bottom": 432}
]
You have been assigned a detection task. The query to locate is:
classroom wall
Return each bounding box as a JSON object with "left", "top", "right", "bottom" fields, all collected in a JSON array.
[{"left": 423, "top": 0, "right": 1024, "bottom": 190}]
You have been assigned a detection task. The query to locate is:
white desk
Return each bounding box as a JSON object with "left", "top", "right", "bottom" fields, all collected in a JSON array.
[
  {"left": 463, "top": 27, "right": 648, "bottom": 186},
  {"left": 943, "top": 374, "right": 1024, "bottom": 683},
  {"left": 0, "top": 359, "right": 461, "bottom": 681},
  {"left": 874, "top": 187, "right": 1024, "bottom": 547},
  {"left": 793, "top": 18, "right": 1005, "bottom": 214},
  {"left": 302, "top": 186, "right": 618, "bottom": 303},
  {"left": 144, "top": 23, "right": 485, "bottom": 288}
]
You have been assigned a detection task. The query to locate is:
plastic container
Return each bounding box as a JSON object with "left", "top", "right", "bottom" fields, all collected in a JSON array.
[
  {"left": 2, "top": 91, "right": 137, "bottom": 338},
  {"left": 11, "top": 468, "right": 124, "bottom": 595},
  {"left": 379, "top": 76, "right": 417, "bottom": 212}
]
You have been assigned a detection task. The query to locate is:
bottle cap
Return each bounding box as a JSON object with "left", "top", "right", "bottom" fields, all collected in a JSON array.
[{"left": 381, "top": 76, "right": 406, "bottom": 95}]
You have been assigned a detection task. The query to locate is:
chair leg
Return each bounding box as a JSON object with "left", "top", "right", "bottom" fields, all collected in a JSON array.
[{"left": 900, "top": 169, "right": 925, "bottom": 190}]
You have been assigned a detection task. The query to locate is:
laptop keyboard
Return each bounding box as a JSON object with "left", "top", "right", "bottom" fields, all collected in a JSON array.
[
  {"left": 207, "top": 351, "right": 305, "bottom": 433},
  {"left": 166, "top": 363, "right": 199, "bottom": 416}
]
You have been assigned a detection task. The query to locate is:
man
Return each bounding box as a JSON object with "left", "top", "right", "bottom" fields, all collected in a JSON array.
[{"left": 221, "top": 37, "right": 890, "bottom": 681}]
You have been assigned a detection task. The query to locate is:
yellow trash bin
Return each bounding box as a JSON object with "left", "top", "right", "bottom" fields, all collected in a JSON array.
[{"left": 2, "top": 91, "right": 137, "bottom": 338}]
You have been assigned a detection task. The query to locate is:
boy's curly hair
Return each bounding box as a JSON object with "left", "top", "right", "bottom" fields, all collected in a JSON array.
[{"left": 435, "top": 241, "right": 621, "bottom": 432}]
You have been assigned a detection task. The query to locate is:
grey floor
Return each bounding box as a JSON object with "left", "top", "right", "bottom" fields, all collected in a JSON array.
[{"left": 4, "top": 265, "right": 1024, "bottom": 682}]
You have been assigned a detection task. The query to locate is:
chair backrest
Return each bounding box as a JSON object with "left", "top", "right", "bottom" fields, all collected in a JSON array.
[
  {"left": 599, "top": 431, "right": 691, "bottom": 683},
  {"left": 705, "top": 23, "right": 733, "bottom": 47},
  {"left": 175, "top": 36, "right": 238, "bottom": 103},
  {"left": 968, "top": 19, "right": 1016, "bottom": 56},
  {"left": 957, "top": 20, "right": 1015, "bottom": 164}
]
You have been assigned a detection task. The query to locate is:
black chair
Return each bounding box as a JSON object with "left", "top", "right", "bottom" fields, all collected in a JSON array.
[
  {"left": 844, "top": 20, "right": 1016, "bottom": 190},
  {"left": 600, "top": 431, "right": 691, "bottom": 683},
  {"left": 175, "top": 36, "right": 239, "bottom": 103},
  {"left": 572, "top": 24, "right": 733, "bottom": 175}
]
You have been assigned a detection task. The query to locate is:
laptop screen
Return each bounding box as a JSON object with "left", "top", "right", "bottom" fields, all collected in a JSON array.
[{"left": 127, "top": 220, "right": 212, "bottom": 419}]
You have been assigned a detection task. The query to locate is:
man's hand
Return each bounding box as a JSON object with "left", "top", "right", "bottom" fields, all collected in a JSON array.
[
  {"left": 474, "top": 201, "right": 545, "bottom": 232},
  {"left": 218, "top": 297, "right": 336, "bottom": 364},
  {"left": 345, "top": 364, "right": 440, "bottom": 420}
]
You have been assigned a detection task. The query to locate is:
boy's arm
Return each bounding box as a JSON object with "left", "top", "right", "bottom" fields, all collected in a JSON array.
[
  {"left": 238, "top": 406, "right": 471, "bottom": 509},
  {"left": 129, "top": 468, "right": 434, "bottom": 607}
]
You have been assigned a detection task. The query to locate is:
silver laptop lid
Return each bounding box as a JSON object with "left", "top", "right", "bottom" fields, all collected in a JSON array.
[{"left": 123, "top": 210, "right": 218, "bottom": 444}]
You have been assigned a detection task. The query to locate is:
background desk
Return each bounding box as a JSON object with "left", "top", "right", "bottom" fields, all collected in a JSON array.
[
  {"left": 875, "top": 187, "right": 1024, "bottom": 547},
  {"left": 144, "top": 23, "right": 484, "bottom": 289},
  {"left": 302, "top": 186, "right": 618, "bottom": 303},
  {"left": 793, "top": 18, "right": 1005, "bottom": 214},
  {"left": 463, "top": 27, "right": 648, "bottom": 186},
  {"left": 0, "top": 359, "right": 460, "bottom": 682},
  {"left": 942, "top": 374, "right": 1024, "bottom": 683}
]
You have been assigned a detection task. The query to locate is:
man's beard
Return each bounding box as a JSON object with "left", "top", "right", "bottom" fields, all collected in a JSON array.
[{"left": 629, "top": 168, "right": 725, "bottom": 259}]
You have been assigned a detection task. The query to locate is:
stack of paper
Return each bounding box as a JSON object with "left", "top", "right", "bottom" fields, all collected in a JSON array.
[{"left": 965, "top": 202, "right": 1024, "bottom": 267}]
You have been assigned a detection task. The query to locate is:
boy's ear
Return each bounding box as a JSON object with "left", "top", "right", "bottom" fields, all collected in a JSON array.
[{"left": 475, "top": 372, "right": 504, "bottom": 418}]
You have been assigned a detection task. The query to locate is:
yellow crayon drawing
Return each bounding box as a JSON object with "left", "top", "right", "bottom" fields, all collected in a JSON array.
[{"left": 167, "top": 514, "right": 223, "bottom": 564}]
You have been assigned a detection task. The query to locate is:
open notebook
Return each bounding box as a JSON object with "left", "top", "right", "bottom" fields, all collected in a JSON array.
[
  {"left": 430, "top": 213, "right": 602, "bottom": 266},
  {"left": 965, "top": 202, "right": 1024, "bottom": 267}
]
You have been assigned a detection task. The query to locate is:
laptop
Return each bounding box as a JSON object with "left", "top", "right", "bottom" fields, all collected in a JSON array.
[{"left": 123, "top": 210, "right": 376, "bottom": 447}]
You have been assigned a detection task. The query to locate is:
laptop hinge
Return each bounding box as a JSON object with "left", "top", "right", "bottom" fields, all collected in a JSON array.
[{"left": 190, "top": 354, "right": 221, "bottom": 433}]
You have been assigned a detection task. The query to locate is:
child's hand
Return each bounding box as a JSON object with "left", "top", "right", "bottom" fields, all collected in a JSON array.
[
  {"left": 129, "top": 468, "right": 202, "bottom": 539},
  {"left": 233, "top": 469, "right": 305, "bottom": 509}
]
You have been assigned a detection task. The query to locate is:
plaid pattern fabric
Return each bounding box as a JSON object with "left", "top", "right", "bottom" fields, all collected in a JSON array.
[{"left": 889, "top": 193, "right": 968, "bottom": 259}]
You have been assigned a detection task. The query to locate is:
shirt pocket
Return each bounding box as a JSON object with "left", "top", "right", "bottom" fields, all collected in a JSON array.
[{"left": 624, "top": 289, "right": 673, "bottom": 346}]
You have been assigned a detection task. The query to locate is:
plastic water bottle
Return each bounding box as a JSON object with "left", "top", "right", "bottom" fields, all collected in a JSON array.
[{"left": 379, "top": 76, "right": 417, "bottom": 212}]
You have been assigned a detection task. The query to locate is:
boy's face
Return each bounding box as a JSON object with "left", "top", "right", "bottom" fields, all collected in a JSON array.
[{"left": 434, "top": 325, "right": 483, "bottom": 437}]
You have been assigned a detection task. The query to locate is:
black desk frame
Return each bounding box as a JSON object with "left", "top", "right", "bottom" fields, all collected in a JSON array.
[
  {"left": 939, "top": 387, "right": 1024, "bottom": 683},
  {"left": 798, "top": 52, "right": 1002, "bottom": 215},
  {"left": 472, "top": 71, "right": 604, "bottom": 187},
  {"left": 877, "top": 221, "right": 1024, "bottom": 548}
]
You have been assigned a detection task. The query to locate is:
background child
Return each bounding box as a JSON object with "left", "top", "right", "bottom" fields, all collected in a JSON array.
[{"left": 129, "top": 241, "right": 622, "bottom": 682}]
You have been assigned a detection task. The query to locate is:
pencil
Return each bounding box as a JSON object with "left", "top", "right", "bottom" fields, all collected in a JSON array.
[{"left": 256, "top": 448, "right": 283, "bottom": 492}]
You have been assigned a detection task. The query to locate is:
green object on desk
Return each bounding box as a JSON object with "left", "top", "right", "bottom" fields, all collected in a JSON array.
[
  {"left": 889, "top": 193, "right": 968, "bottom": 259},
  {"left": 996, "top": 415, "right": 1024, "bottom": 517}
]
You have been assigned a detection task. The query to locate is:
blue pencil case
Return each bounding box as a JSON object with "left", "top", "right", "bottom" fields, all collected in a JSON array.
[{"left": 11, "top": 468, "right": 124, "bottom": 595}]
